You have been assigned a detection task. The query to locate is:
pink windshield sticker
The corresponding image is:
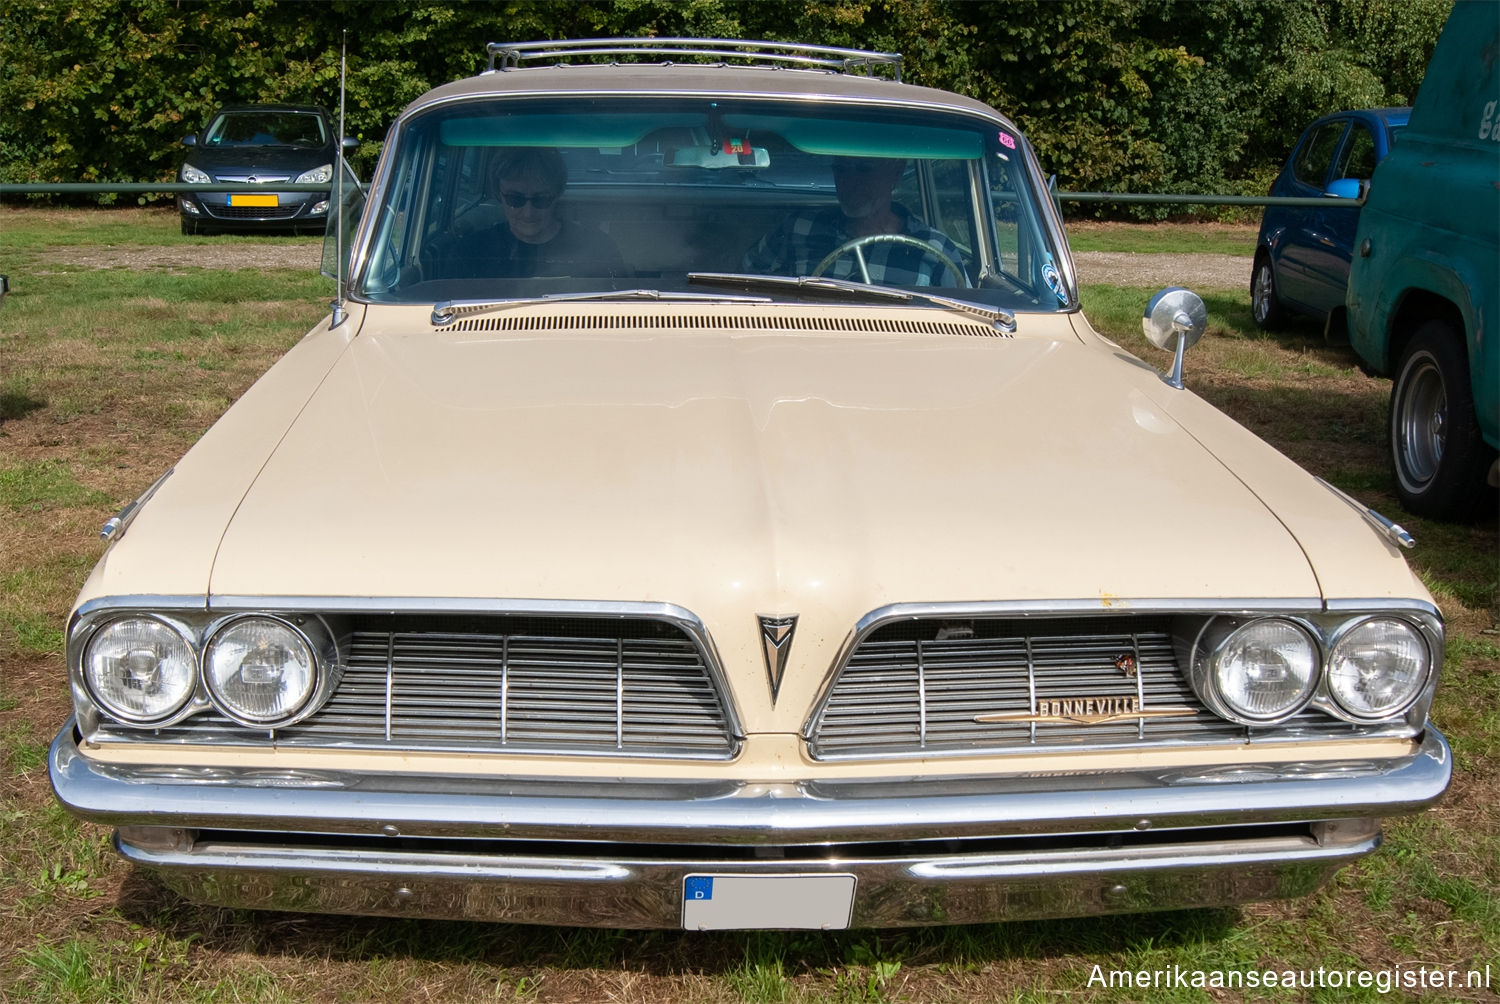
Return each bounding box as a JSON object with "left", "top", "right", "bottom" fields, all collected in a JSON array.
[{"left": 998, "top": 132, "right": 1016, "bottom": 150}]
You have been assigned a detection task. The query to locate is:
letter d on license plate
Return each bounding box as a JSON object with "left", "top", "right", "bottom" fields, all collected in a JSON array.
[{"left": 681, "top": 874, "right": 856, "bottom": 930}]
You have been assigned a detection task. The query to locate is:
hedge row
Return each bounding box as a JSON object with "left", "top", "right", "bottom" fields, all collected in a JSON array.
[{"left": 0, "top": 0, "right": 1452, "bottom": 216}]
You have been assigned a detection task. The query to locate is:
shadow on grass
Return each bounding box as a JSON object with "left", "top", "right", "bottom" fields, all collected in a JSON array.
[
  {"left": 116, "top": 869, "right": 1242, "bottom": 976},
  {"left": 0, "top": 388, "right": 45, "bottom": 421}
]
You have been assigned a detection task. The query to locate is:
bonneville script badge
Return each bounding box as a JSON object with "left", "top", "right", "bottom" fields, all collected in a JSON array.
[{"left": 975, "top": 696, "right": 1199, "bottom": 726}]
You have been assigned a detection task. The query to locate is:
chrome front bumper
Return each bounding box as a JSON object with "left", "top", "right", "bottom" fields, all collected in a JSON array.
[{"left": 51, "top": 724, "right": 1451, "bottom": 928}]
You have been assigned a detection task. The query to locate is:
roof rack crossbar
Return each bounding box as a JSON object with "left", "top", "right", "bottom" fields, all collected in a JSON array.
[{"left": 486, "top": 37, "right": 902, "bottom": 81}]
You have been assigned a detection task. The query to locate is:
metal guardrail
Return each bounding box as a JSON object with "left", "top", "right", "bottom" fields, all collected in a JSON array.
[
  {"left": 1059, "top": 193, "right": 1363, "bottom": 209},
  {"left": 0, "top": 183, "right": 1350, "bottom": 209},
  {"left": 0, "top": 183, "right": 345, "bottom": 195}
]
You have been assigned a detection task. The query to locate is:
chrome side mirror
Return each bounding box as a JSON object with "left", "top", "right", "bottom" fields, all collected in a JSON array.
[{"left": 1142, "top": 287, "right": 1207, "bottom": 390}]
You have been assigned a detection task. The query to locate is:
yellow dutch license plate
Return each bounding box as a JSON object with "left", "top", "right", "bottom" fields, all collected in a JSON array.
[{"left": 228, "top": 193, "right": 279, "bottom": 207}]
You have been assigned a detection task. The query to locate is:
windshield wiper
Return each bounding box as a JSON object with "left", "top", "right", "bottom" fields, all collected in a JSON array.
[
  {"left": 430, "top": 288, "right": 771, "bottom": 326},
  {"left": 686, "top": 272, "right": 1017, "bottom": 333}
]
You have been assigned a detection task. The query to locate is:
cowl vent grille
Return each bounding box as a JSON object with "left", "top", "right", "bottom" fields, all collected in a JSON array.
[{"left": 435, "top": 313, "right": 1007, "bottom": 337}]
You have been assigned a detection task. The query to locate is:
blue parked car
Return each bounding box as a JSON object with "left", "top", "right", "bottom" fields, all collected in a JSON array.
[{"left": 1252, "top": 108, "right": 1409, "bottom": 333}]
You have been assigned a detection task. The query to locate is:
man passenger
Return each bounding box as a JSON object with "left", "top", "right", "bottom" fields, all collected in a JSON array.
[{"left": 743, "top": 156, "right": 966, "bottom": 286}]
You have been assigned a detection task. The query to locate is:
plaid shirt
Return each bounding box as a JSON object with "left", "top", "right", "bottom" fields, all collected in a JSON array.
[{"left": 743, "top": 204, "right": 967, "bottom": 287}]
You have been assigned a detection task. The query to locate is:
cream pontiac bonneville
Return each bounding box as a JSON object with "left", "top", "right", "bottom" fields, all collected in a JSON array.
[{"left": 51, "top": 40, "right": 1450, "bottom": 930}]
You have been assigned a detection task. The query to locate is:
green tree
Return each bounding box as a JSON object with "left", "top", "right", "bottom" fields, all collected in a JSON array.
[{"left": 0, "top": 0, "right": 1455, "bottom": 214}]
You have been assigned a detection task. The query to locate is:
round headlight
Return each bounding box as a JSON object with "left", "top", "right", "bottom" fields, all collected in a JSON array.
[
  {"left": 1210, "top": 618, "right": 1319, "bottom": 722},
  {"left": 204, "top": 617, "right": 318, "bottom": 726},
  {"left": 1328, "top": 617, "right": 1429, "bottom": 719},
  {"left": 83, "top": 617, "right": 197, "bottom": 723}
]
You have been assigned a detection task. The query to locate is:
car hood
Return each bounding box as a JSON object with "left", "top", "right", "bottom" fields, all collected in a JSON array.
[
  {"left": 212, "top": 318, "right": 1320, "bottom": 601},
  {"left": 185, "top": 145, "right": 334, "bottom": 178}
]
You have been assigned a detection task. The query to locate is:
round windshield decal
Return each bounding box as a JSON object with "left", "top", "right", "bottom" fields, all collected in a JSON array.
[{"left": 1042, "top": 257, "right": 1067, "bottom": 304}]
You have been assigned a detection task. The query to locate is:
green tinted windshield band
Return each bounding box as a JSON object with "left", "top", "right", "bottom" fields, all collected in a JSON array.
[
  {"left": 440, "top": 114, "right": 701, "bottom": 147},
  {"left": 723, "top": 115, "right": 982, "bottom": 159},
  {"left": 439, "top": 110, "right": 983, "bottom": 160}
]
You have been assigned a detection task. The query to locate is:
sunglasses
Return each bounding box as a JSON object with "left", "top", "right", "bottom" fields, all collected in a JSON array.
[{"left": 500, "top": 190, "right": 558, "bottom": 209}]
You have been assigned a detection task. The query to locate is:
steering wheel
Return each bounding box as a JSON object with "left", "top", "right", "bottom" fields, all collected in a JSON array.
[{"left": 812, "top": 233, "right": 970, "bottom": 288}]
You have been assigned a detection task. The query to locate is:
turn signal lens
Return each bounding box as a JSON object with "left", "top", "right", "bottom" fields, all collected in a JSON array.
[
  {"left": 204, "top": 617, "right": 317, "bottom": 725},
  {"left": 1213, "top": 618, "right": 1318, "bottom": 722},
  {"left": 1328, "top": 618, "right": 1429, "bottom": 719},
  {"left": 83, "top": 617, "right": 196, "bottom": 723}
]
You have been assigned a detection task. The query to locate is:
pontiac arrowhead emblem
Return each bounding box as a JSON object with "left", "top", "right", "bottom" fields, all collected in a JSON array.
[{"left": 758, "top": 615, "right": 797, "bottom": 703}]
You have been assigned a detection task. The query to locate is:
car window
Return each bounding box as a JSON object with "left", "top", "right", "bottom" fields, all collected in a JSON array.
[
  {"left": 1334, "top": 123, "right": 1379, "bottom": 181},
  {"left": 206, "top": 111, "right": 328, "bottom": 148},
  {"left": 356, "top": 97, "right": 1063, "bottom": 313},
  {"left": 1292, "top": 121, "right": 1347, "bottom": 187}
]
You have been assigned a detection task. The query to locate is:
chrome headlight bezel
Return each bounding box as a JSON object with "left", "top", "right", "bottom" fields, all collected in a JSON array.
[
  {"left": 1190, "top": 616, "right": 1321, "bottom": 725},
  {"left": 80, "top": 614, "right": 199, "bottom": 725},
  {"left": 202, "top": 614, "right": 332, "bottom": 728},
  {"left": 69, "top": 604, "right": 342, "bottom": 735},
  {"left": 1325, "top": 615, "right": 1434, "bottom": 722},
  {"left": 180, "top": 163, "right": 211, "bottom": 185},
  {"left": 1187, "top": 609, "right": 1442, "bottom": 730}
]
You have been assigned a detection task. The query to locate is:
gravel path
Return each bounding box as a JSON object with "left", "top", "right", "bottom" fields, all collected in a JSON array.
[
  {"left": 1073, "top": 251, "right": 1247, "bottom": 289},
  {"left": 41, "top": 243, "right": 1250, "bottom": 290}
]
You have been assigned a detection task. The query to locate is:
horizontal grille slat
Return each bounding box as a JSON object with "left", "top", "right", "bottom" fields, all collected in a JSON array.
[
  {"left": 809, "top": 617, "right": 1387, "bottom": 759},
  {"left": 95, "top": 615, "right": 735, "bottom": 758}
]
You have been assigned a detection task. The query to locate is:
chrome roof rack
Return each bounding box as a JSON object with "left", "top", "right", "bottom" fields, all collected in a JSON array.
[{"left": 486, "top": 38, "right": 902, "bottom": 81}]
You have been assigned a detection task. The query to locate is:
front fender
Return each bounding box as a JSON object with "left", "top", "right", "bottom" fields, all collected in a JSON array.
[{"left": 1347, "top": 243, "right": 1481, "bottom": 375}]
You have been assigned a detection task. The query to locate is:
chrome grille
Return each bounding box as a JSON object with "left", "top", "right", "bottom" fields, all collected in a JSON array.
[
  {"left": 809, "top": 617, "right": 1364, "bottom": 759},
  {"left": 99, "top": 615, "right": 738, "bottom": 759}
]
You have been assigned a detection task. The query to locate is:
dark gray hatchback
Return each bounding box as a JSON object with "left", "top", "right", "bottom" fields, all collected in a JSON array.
[{"left": 178, "top": 104, "right": 354, "bottom": 235}]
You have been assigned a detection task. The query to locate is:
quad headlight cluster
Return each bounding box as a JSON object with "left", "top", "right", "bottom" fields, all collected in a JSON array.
[
  {"left": 1190, "top": 615, "right": 1434, "bottom": 726},
  {"left": 80, "top": 614, "right": 335, "bottom": 729}
]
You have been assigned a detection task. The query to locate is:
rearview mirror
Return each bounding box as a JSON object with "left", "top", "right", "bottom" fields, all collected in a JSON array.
[{"left": 671, "top": 143, "right": 770, "bottom": 169}]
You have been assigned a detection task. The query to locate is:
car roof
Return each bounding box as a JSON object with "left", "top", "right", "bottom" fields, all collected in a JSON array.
[
  {"left": 403, "top": 53, "right": 1014, "bottom": 130},
  {"left": 1309, "top": 107, "right": 1411, "bottom": 129}
]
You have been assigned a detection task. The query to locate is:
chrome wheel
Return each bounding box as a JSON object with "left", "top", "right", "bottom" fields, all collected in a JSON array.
[
  {"left": 1394, "top": 352, "right": 1446, "bottom": 489},
  {"left": 1389, "top": 320, "right": 1496, "bottom": 520}
]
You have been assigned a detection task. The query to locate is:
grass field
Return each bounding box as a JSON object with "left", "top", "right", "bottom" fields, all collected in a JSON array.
[{"left": 1, "top": 206, "right": 1496, "bottom": 1003}]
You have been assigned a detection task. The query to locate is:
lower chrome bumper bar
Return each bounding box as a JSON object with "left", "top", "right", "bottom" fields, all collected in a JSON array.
[
  {"left": 51, "top": 724, "right": 1451, "bottom": 927},
  {"left": 116, "top": 822, "right": 1380, "bottom": 928}
]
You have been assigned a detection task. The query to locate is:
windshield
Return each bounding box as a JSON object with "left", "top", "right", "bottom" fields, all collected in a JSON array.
[
  {"left": 355, "top": 97, "right": 1068, "bottom": 312},
  {"left": 205, "top": 111, "right": 328, "bottom": 149}
]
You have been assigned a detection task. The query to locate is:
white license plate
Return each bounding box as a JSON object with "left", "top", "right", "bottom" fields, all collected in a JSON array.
[{"left": 681, "top": 874, "right": 856, "bottom": 930}]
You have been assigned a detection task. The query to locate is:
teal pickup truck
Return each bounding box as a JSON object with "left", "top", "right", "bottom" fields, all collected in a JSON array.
[{"left": 1346, "top": 0, "right": 1499, "bottom": 521}]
